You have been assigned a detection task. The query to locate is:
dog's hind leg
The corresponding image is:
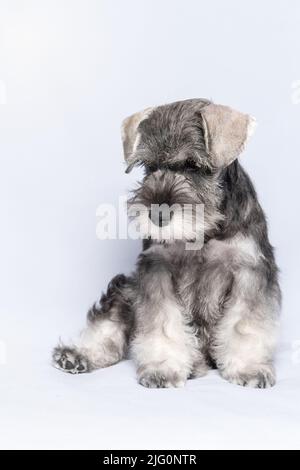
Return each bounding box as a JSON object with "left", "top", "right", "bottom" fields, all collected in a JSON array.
[
  {"left": 52, "top": 274, "right": 134, "bottom": 374},
  {"left": 205, "top": 237, "right": 281, "bottom": 388}
]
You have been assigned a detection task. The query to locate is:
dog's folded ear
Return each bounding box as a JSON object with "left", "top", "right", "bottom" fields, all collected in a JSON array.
[
  {"left": 200, "top": 103, "right": 256, "bottom": 168},
  {"left": 121, "top": 107, "right": 154, "bottom": 173}
]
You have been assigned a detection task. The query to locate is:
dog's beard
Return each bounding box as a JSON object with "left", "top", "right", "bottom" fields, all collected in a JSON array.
[
  {"left": 127, "top": 202, "right": 204, "bottom": 243},
  {"left": 127, "top": 169, "right": 223, "bottom": 244}
]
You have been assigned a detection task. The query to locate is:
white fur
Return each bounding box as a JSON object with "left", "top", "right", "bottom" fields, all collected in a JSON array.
[
  {"left": 246, "top": 116, "right": 257, "bottom": 140},
  {"left": 206, "top": 233, "right": 262, "bottom": 265},
  {"left": 128, "top": 202, "right": 205, "bottom": 243},
  {"left": 131, "top": 297, "right": 201, "bottom": 387},
  {"left": 76, "top": 313, "right": 127, "bottom": 368},
  {"left": 206, "top": 234, "right": 280, "bottom": 385},
  {"left": 213, "top": 298, "right": 279, "bottom": 378}
]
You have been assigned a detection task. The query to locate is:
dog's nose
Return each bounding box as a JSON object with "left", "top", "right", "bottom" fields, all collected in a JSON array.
[{"left": 149, "top": 208, "right": 173, "bottom": 227}]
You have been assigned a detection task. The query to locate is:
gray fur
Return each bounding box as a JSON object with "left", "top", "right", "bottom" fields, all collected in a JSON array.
[{"left": 53, "top": 99, "right": 281, "bottom": 389}]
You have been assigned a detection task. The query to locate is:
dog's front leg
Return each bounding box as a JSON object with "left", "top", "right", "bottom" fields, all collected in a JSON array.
[{"left": 131, "top": 249, "right": 198, "bottom": 388}]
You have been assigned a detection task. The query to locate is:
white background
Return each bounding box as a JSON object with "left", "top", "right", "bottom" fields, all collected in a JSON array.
[{"left": 0, "top": 0, "right": 300, "bottom": 449}]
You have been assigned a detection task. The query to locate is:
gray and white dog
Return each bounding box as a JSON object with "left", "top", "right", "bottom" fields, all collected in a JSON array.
[{"left": 53, "top": 98, "right": 281, "bottom": 388}]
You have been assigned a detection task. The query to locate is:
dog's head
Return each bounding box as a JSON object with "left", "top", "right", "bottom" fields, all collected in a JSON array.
[{"left": 122, "top": 99, "right": 256, "bottom": 244}]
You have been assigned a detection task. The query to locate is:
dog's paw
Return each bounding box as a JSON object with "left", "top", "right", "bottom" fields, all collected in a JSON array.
[
  {"left": 138, "top": 367, "right": 187, "bottom": 389},
  {"left": 52, "top": 346, "right": 90, "bottom": 374},
  {"left": 224, "top": 367, "right": 276, "bottom": 389}
]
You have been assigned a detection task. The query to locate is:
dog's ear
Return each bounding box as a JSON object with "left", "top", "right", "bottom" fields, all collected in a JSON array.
[
  {"left": 121, "top": 107, "right": 154, "bottom": 173},
  {"left": 200, "top": 103, "right": 256, "bottom": 168}
]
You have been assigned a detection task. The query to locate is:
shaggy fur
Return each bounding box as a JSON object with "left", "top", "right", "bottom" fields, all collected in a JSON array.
[{"left": 53, "top": 99, "right": 281, "bottom": 388}]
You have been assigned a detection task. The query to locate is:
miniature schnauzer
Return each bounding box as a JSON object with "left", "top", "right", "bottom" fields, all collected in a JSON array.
[{"left": 53, "top": 98, "right": 281, "bottom": 388}]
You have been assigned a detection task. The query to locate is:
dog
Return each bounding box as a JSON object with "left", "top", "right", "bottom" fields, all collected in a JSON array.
[{"left": 53, "top": 98, "right": 281, "bottom": 388}]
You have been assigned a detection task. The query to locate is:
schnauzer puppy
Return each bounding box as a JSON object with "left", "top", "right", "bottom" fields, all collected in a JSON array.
[{"left": 53, "top": 98, "right": 281, "bottom": 388}]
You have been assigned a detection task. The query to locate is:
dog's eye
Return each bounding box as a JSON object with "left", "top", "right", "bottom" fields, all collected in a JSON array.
[
  {"left": 145, "top": 163, "right": 159, "bottom": 174},
  {"left": 185, "top": 158, "right": 199, "bottom": 171}
]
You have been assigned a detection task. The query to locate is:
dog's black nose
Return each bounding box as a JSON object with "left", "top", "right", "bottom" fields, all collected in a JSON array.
[{"left": 149, "top": 208, "right": 173, "bottom": 227}]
